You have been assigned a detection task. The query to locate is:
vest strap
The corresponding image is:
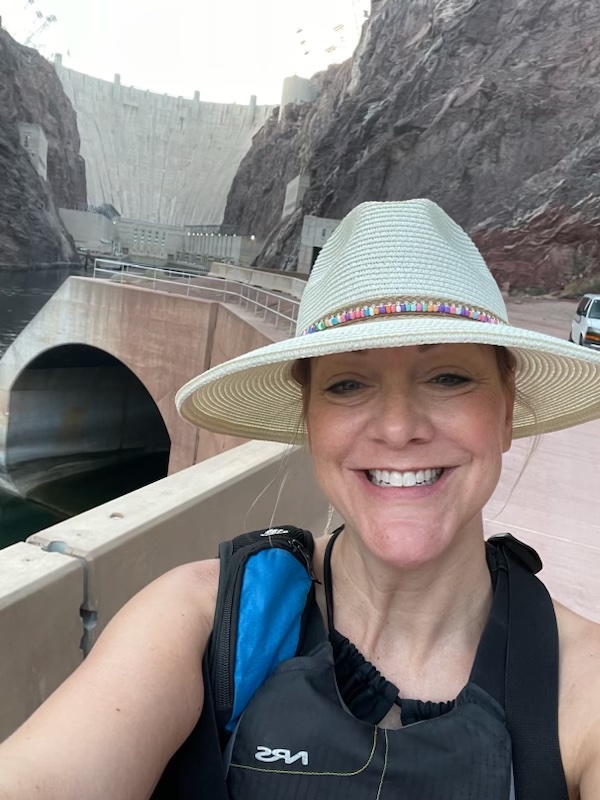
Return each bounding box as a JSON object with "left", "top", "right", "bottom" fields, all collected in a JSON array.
[{"left": 499, "top": 537, "right": 569, "bottom": 800}]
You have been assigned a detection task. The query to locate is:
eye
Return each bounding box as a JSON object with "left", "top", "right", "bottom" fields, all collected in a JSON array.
[
  {"left": 431, "top": 373, "right": 471, "bottom": 387},
  {"left": 326, "top": 379, "right": 364, "bottom": 395}
]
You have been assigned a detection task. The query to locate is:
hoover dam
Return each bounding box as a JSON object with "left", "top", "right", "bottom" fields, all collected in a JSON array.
[{"left": 53, "top": 56, "right": 275, "bottom": 226}]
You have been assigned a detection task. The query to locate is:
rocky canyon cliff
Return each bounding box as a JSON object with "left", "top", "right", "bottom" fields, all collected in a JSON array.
[
  {"left": 224, "top": 0, "right": 600, "bottom": 291},
  {"left": 0, "top": 26, "right": 85, "bottom": 266}
]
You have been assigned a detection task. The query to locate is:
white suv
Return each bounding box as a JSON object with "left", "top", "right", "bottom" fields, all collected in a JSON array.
[{"left": 570, "top": 294, "right": 600, "bottom": 349}]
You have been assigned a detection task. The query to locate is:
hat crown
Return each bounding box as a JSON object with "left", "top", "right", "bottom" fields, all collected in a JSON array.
[{"left": 297, "top": 200, "right": 507, "bottom": 334}]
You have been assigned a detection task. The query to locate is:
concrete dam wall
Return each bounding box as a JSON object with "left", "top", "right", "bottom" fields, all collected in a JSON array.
[{"left": 53, "top": 61, "right": 275, "bottom": 226}]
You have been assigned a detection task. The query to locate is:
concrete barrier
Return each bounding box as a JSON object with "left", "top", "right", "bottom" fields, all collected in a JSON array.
[
  {"left": 0, "top": 440, "right": 328, "bottom": 740},
  {"left": 0, "top": 544, "right": 84, "bottom": 741},
  {"left": 210, "top": 262, "right": 307, "bottom": 300}
]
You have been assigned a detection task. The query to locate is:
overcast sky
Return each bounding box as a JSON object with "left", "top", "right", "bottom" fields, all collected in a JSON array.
[{"left": 3, "top": 0, "right": 370, "bottom": 104}]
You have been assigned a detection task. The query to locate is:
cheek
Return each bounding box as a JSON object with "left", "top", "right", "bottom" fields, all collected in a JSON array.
[
  {"left": 306, "top": 406, "right": 335, "bottom": 462},
  {"left": 469, "top": 403, "right": 511, "bottom": 461},
  {"left": 306, "top": 401, "right": 356, "bottom": 473}
]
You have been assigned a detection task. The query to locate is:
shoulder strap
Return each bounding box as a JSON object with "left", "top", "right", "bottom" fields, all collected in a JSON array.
[{"left": 487, "top": 534, "right": 569, "bottom": 800}]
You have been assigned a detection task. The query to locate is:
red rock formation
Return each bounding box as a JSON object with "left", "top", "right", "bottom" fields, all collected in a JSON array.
[{"left": 224, "top": 0, "right": 600, "bottom": 291}]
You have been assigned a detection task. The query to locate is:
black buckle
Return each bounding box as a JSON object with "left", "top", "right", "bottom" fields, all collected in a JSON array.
[{"left": 487, "top": 533, "right": 543, "bottom": 574}]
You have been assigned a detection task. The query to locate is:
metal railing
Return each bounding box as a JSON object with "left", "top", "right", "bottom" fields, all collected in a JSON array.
[{"left": 93, "top": 259, "right": 300, "bottom": 336}]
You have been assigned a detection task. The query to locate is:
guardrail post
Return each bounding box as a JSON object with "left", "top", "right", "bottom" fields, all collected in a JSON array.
[{"left": 275, "top": 298, "right": 281, "bottom": 330}]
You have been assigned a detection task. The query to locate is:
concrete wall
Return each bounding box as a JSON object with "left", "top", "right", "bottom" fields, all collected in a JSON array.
[
  {"left": 58, "top": 209, "right": 114, "bottom": 253},
  {"left": 193, "top": 303, "right": 284, "bottom": 461},
  {"left": 279, "top": 75, "right": 320, "bottom": 121},
  {"left": 0, "top": 276, "right": 289, "bottom": 480},
  {"left": 0, "top": 278, "right": 215, "bottom": 478},
  {"left": 0, "top": 543, "right": 83, "bottom": 740},
  {"left": 6, "top": 366, "right": 167, "bottom": 465},
  {"left": 53, "top": 62, "right": 275, "bottom": 226},
  {"left": 282, "top": 174, "right": 310, "bottom": 220},
  {"left": 210, "top": 262, "right": 307, "bottom": 300},
  {"left": 0, "top": 440, "right": 330, "bottom": 741},
  {"left": 298, "top": 215, "right": 341, "bottom": 274}
]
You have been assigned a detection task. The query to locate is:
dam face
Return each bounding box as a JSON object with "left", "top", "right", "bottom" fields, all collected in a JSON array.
[{"left": 54, "top": 61, "right": 275, "bottom": 226}]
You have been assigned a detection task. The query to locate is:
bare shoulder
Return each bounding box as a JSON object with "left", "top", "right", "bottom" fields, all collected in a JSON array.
[
  {"left": 554, "top": 601, "right": 600, "bottom": 798},
  {"left": 555, "top": 600, "right": 600, "bottom": 684},
  {"left": 91, "top": 556, "right": 221, "bottom": 654},
  {"left": 138, "top": 556, "right": 221, "bottom": 620}
]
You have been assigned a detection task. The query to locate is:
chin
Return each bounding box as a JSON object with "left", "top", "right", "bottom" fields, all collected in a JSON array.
[{"left": 360, "top": 524, "right": 453, "bottom": 570}]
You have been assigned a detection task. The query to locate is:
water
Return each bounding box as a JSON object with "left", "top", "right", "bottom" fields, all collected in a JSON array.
[
  {"left": 0, "top": 265, "right": 84, "bottom": 357},
  {"left": 0, "top": 495, "right": 66, "bottom": 550},
  {"left": 0, "top": 266, "right": 168, "bottom": 548}
]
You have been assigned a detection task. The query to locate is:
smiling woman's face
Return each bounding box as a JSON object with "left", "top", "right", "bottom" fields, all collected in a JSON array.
[{"left": 304, "top": 344, "right": 514, "bottom": 568}]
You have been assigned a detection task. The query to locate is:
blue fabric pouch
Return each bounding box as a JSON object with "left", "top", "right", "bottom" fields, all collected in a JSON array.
[{"left": 208, "top": 526, "right": 315, "bottom": 734}]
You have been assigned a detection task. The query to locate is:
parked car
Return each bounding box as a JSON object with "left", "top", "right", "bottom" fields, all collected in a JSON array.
[{"left": 570, "top": 294, "right": 600, "bottom": 348}]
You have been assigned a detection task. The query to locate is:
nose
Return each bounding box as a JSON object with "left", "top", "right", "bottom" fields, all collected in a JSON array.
[{"left": 367, "top": 382, "right": 434, "bottom": 448}]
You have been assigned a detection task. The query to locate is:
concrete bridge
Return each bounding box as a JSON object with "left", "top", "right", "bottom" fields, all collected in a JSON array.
[{"left": 0, "top": 268, "right": 297, "bottom": 497}]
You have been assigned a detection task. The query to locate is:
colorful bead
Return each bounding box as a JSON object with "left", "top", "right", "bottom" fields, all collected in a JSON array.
[{"left": 300, "top": 299, "right": 502, "bottom": 336}]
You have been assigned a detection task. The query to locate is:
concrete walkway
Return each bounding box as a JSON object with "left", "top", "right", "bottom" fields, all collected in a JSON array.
[{"left": 485, "top": 297, "right": 600, "bottom": 620}]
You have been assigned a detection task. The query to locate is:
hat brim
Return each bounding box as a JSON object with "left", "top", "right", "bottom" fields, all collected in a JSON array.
[{"left": 176, "top": 316, "right": 600, "bottom": 442}]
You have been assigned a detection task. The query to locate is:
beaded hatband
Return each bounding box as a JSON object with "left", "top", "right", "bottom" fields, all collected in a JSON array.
[{"left": 300, "top": 299, "right": 503, "bottom": 336}]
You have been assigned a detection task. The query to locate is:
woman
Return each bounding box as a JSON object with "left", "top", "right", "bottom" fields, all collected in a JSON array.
[{"left": 1, "top": 200, "right": 600, "bottom": 799}]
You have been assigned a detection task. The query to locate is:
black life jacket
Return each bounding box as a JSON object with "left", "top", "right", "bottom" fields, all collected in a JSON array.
[{"left": 152, "top": 526, "right": 569, "bottom": 800}]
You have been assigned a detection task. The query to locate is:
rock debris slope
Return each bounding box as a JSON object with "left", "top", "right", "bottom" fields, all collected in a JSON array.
[
  {"left": 225, "top": 0, "right": 600, "bottom": 290},
  {"left": 0, "top": 26, "right": 85, "bottom": 266}
]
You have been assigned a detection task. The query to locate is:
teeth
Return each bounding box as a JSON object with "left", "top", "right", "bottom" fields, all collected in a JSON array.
[{"left": 368, "top": 468, "right": 443, "bottom": 487}]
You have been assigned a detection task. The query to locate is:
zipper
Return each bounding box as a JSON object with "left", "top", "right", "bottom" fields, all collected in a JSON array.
[{"left": 215, "top": 529, "right": 316, "bottom": 713}]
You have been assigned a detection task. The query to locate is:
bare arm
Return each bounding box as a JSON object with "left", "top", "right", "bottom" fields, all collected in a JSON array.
[
  {"left": 575, "top": 669, "right": 600, "bottom": 800},
  {"left": 0, "top": 559, "right": 219, "bottom": 800},
  {"left": 555, "top": 603, "right": 600, "bottom": 800}
]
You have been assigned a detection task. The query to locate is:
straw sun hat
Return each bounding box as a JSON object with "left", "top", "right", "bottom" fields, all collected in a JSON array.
[{"left": 176, "top": 199, "right": 600, "bottom": 442}]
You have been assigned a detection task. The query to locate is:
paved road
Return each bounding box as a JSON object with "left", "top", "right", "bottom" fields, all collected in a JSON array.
[{"left": 485, "top": 297, "right": 600, "bottom": 620}]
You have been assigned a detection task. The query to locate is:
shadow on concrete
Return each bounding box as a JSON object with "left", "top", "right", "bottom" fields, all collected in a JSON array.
[{"left": 3, "top": 344, "right": 170, "bottom": 516}]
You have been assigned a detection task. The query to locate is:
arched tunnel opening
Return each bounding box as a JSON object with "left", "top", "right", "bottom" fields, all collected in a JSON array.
[{"left": 4, "top": 344, "right": 171, "bottom": 526}]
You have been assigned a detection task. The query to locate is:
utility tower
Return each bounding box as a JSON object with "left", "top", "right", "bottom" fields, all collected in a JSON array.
[{"left": 24, "top": 10, "right": 56, "bottom": 47}]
